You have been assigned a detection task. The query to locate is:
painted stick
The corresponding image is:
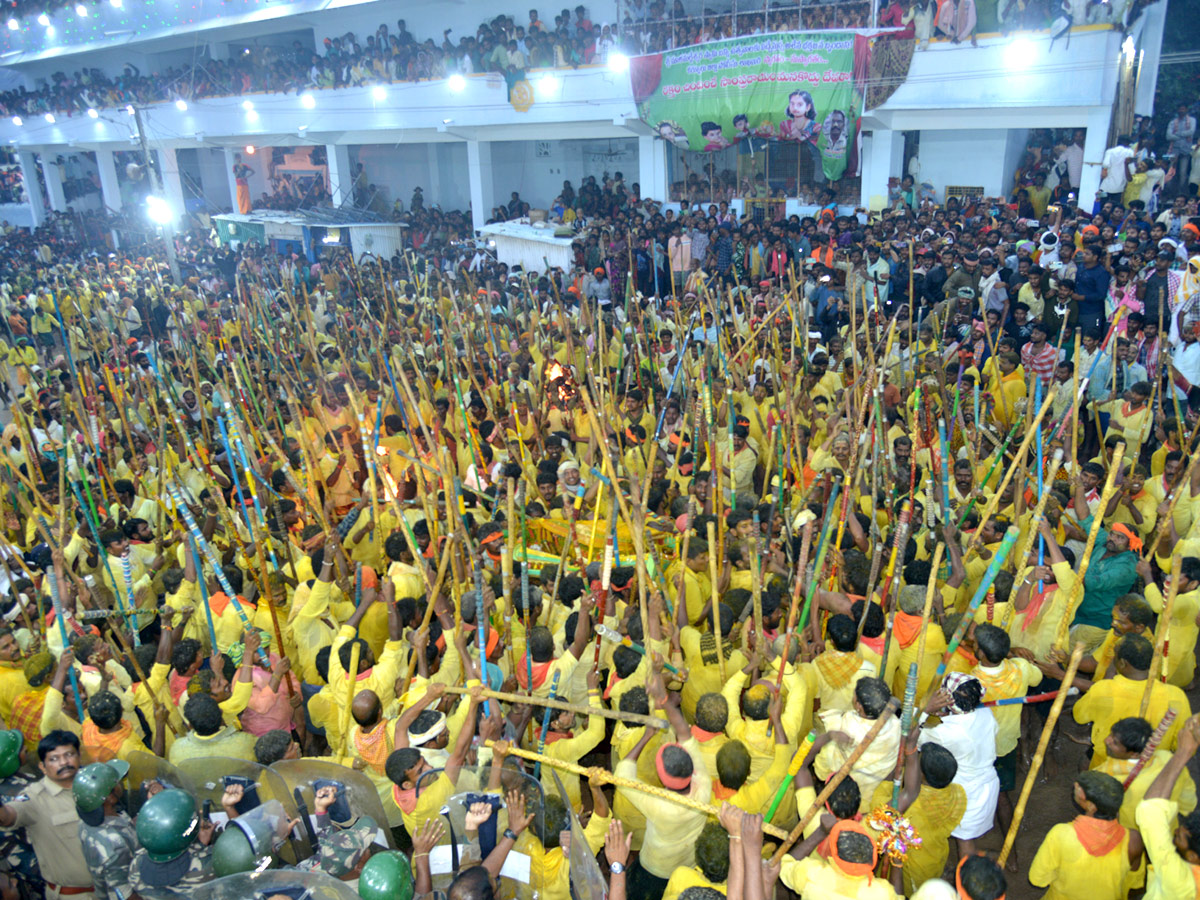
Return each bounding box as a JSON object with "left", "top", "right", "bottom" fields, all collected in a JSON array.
[
  {"left": 46, "top": 566, "right": 86, "bottom": 721},
  {"left": 891, "top": 662, "right": 919, "bottom": 807},
  {"left": 1144, "top": 554, "right": 1182, "bottom": 710},
  {"left": 935, "top": 527, "right": 1019, "bottom": 680},
  {"left": 533, "top": 670, "right": 562, "bottom": 780},
  {"left": 1122, "top": 709, "right": 1178, "bottom": 789}
]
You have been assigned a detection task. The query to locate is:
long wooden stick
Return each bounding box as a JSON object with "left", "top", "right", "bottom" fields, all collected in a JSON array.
[
  {"left": 445, "top": 685, "right": 669, "bottom": 730},
  {"left": 996, "top": 642, "right": 1084, "bottom": 868},
  {"left": 769, "top": 697, "right": 901, "bottom": 864},
  {"left": 489, "top": 741, "right": 788, "bottom": 839},
  {"left": 1143, "top": 553, "right": 1181, "bottom": 712},
  {"left": 1055, "top": 443, "right": 1124, "bottom": 650}
]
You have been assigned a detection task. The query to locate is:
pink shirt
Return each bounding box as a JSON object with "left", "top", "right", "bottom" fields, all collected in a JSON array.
[{"left": 239, "top": 665, "right": 296, "bottom": 736}]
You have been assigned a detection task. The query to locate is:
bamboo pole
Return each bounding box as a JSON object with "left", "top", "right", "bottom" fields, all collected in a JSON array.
[
  {"left": 398, "top": 535, "right": 457, "bottom": 699},
  {"left": 1143, "top": 553, "right": 1181, "bottom": 712},
  {"left": 961, "top": 385, "right": 1057, "bottom": 558},
  {"left": 489, "top": 740, "right": 788, "bottom": 838},
  {"left": 996, "top": 642, "right": 1084, "bottom": 868},
  {"left": 1055, "top": 443, "right": 1125, "bottom": 650},
  {"left": 706, "top": 519, "right": 726, "bottom": 682},
  {"left": 449, "top": 686, "right": 669, "bottom": 730},
  {"left": 911, "top": 543, "right": 945, "bottom": 701},
  {"left": 769, "top": 697, "right": 901, "bottom": 864}
]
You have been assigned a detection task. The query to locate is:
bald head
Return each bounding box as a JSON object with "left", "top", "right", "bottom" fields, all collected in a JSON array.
[{"left": 352, "top": 689, "right": 382, "bottom": 728}]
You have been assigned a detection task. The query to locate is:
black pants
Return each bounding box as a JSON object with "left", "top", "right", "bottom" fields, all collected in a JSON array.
[{"left": 626, "top": 861, "right": 669, "bottom": 900}]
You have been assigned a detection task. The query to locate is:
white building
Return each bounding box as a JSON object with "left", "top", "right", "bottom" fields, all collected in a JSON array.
[{"left": 0, "top": 0, "right": 1170, "bottom": 230}]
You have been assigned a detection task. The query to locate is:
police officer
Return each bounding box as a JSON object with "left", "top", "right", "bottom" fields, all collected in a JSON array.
[
  {"left": 129, "top": 789, "right": 216, "bottom": 900},
  {"left": 74, "top": 761, "right": 137, "bottom": 900},
  {"left": 358, "top": 851, "right": 414, "bottom": 900},
  {"left": 0, "top": 728, "right": 43, "bottom": 899}
]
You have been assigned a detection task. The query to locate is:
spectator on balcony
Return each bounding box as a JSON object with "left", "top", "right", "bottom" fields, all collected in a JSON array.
[
  {"left": 232, "top": 153, "right": 253, "bottom": 215},
  {"left": 935, "top": 0, "right": 977, "bottom": 45}
]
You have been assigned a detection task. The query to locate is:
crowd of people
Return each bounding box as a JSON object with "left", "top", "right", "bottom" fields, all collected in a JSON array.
[
  {"left": 0, "top": 124, "right": 1196, "bottom": 900},
  {"left": 0, "top": 0, "right": 1156, "bottom": 124}
]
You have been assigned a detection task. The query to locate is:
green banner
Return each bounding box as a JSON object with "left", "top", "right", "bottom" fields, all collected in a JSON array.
[{"left": 630, "top": 32, "right": 865, "bottom": 181}]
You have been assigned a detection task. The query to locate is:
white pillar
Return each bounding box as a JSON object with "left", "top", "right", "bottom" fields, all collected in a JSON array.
[
  {"left": 1079, "top": 106, "right": 1114, "bottom": 209},
  {"left": 426, "top": 143, "right": 442, "bottom": 209},
  {"left": 638, "top": 136, "right": 668, "bottom": 204},
  {"left": 41, "top": 154, "right": 66, "bottom": 211},
  {"left": 467, "top": 140, "right": 494, "bottom": 233},
  {"left": 327, "top": 143, "right": 353, "bottom": 207},
  {"left": 17, "top": 151, "right": 46, "bottom": 227},
  {"left": 157, "top": 147, "right": 186, "bottom": 219},
  {"left": 95, "top": 149, "right": 122, "bottom": 211},
  {"left": 859, "top": 128, "right": 904, "bottom": 212}
]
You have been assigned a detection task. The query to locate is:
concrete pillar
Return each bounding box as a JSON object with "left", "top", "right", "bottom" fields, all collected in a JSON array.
[
  {"left": 95, "top": 149, "right": 122, "bottom": 211},
  {"left": 426, "top": 143, "right": 442, "bottom": 210},
  {"left": 859, "top": 128, "right": 905, "bottom": 212},
  {"left": 156, "top": 147, "right": 186, "bottom": 219},
  {"left": 327, "top": 143, "right": 353, "bottom": 207},
  {"left": 638, "top": 136, "right": 667, "bottom": 204},
  {"left": 1079, "top": 106, "right": 1114, "bottom": 209},
  {"left": 17, "top": 151, "right": 46, "bottom": 227},
  {"left": 41, "top": 154, "right": 66, "bottom": 212},
  {"left": 466, "top": 140, "right": 494, "bottom": 233}
]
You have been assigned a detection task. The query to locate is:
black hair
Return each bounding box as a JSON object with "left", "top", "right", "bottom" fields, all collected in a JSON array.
[
  {"left": 855, "top": 677, "right": 891, "bottom": 718},
  {"left": 694, "top": 693, "right": 728, "bottom": 734},
  {"left": 659, "top": 743, "right": 693, "bottom": 784},
  {"left": 950, "top": 677, "right": 984, "bottom": 713},
  {"left": 183, "top": 694, "right": 224, "bottom": 736},
  {"left": 1116, "top": 633, "right": 1153, "bottom": 671},
  {"left": 1109, "top": 717, "right": 1152, "bottom": 754},
  {"left": 1075, "top": 770, "right": 1123, "bottom": 820},
  {"left": 171, "top": 638, "right": 202, "bottom": 675},
  {"left": 959, "top": 855, "right": 1006, "bottom": 900},
  {"left": 254, "top": 729, "right": 294, "bottom": 765},
  {"left": 827, "top": 614, "right": 858, "bottom": 652},
  {"left": 385, "top": 747, "right": 423, "bottom": 786},
  {"left": 919, "top": 742, "right": 958, "bottom": 788},
  {"left": 973, "top": 623, "right": 1010, "bottom": 665},
  {"left": 694, "top": 821, "right": 730, "bottom": 882},
  {"left": 827, "top": 777, "right": 861, "bottom": 819},
  {"left": 619, "top": 687, "right": 649, "bottom": 717},
  {"left": 849, "top": 600, "right": 885, "bottom": 638},
  {"left": 88, "top": 691, "right": 124, "bottom": 730},
  {"left": 716, "top": 741, "right": 751, "bottom": 790},
  {"left": 613, "top": 645, "right": 641, "bottom": 679},
  {"left": 37, "top": 729, "right": 80, "bottom": 762}
]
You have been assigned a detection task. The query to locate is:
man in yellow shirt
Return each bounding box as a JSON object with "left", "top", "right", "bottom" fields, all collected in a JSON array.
[
  {"left": 1072, "top": 633, "right": 1191, "bottom": 768},
  {"left": 667, "top": 540, "right": 712, "bottom": 626},
  {"left": 1134, "top": 713, "right": 1200, "bottom": 900},
  {"left": 1029, "top": 770, "right": 1138, "bottom": 900},
  {"left": 384, "top": 684, "right": 482, "bottom": 836},
  {"left": 0, "top": 629, "right": 27, "bottom": 723},
  {"left": 613, "top": 665, "right": 711, "bottom": 897},
  {"left": 1096, "top": 717, "right": 1197, "bottom": 830},
  {"left": 780, "top": 818, "right": 900, "bottom": 899}
]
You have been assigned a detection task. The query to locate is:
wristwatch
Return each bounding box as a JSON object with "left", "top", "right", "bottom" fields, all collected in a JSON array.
[
  {"left": 610, "top": 862, "right": 625, "bottom": 875},
  {"left": 503, "top": 828, "right": 519, "bottom": 842}
]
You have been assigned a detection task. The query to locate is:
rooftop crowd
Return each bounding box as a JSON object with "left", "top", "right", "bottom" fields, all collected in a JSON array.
[{"left": 0, "top": 93, "right": 1199, "bottom": 900}]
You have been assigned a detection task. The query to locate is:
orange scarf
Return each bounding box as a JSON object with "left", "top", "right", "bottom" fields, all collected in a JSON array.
[
  {"left": 353, "top": 720, "right": 392, "bottom": 775},
  {"left": 515, "top": 657, "right": 554, "bottom": 691},
  {"left": 893, "top": 612, "right": 924, "bottom": 649},
  {"left": 1071, "top": 816, "right": 1126, "bottom": 857},
  {"left": 82, "top": 718, "right": 133, "bottom": 762},
  {"left": 815, "top": 650, "right": 863, "bottom": 689},
  {"left": 209, "top": 592, "right": 255, "bottom": 618}
]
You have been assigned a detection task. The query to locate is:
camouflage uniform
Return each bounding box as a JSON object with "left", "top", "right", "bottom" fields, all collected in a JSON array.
[
  {"left": 78, "top": 813, "right": 137, "bottom": 900},
  {"left": 0, "top": 769, "right": 43, "bottom": 899},
  {"left": 128, "top": 845, "right": 214, "bottom": 900},
  {"left": 297, "top": 814, "right": 379, "bottom": 881}
]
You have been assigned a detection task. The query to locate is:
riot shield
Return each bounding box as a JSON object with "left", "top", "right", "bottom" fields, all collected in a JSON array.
[
  {"left": 192, "top": 868, "right": 361, "bottom": 900},
  {"left": 176, "top": 758, "right": 306, "bottom": 863},
  {"left": 547, "top": 768, "right": 607, "bottom": 900},
  {"left": 418, "top": 764, "right": 544, "bottom": 900},
  {"left": 271, "top": 758, "right": 396, "bottom": 851},
  {"left": 125, "top": 750, "right": 198, "bottom": 816}
]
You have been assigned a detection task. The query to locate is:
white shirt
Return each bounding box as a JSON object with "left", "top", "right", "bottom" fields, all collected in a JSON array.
[
  {"left": 1171, "top": 340, "right": 1200, "bottom": 401},
  {"left": 1061, "top": 142, "right": 1084, "bottom": 188},
  {"left": 1099, "top": 145, "right": 1134, "bottom": 193}
]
